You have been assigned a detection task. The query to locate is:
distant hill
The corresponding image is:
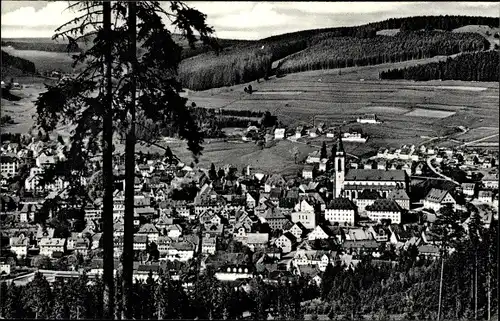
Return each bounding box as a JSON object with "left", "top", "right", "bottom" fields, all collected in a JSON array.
[
  {"left": 2, "top": 15, "right": 498, "bottom": 90},
  {"left": 1, "top": 50, "right": 36, "bottom": 76},
  {"left": 180, "top": 15, "right": 497, "bottom": 90},
  {"left": 380, "top": 50, "right": 499, "bottom": 82}
]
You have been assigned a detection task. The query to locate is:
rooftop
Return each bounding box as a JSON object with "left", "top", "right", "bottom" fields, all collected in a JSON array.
[
  {"left": 366, "top": 199, "right": 402, "bottom": 212},
  {"left": 345, "top": 169, "right": 406, "bottom": 182}
]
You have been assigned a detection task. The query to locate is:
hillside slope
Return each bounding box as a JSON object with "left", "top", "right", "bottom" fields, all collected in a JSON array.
[
  {"left": 179, "top": 15, "right": 498, "bottom": 90},
  {"left": 1, "top": 50, "right": 36, "bottom": 76}
]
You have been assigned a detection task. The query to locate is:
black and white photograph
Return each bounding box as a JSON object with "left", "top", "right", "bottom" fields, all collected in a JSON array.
[{"left": 0, "top": 1, "right": 498, "bottom": 320}]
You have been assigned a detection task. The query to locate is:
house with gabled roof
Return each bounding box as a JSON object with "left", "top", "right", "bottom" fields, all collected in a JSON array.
[
  {"left": 274, "top": 232, "right": 297, "bottom": 254},
  {"left": 133, "top": 234, "right": 148, "bottom": 251},
  {"left": 367, "top": 225, "right": 391, "bottom": 242},
  {"left": 165, "top": 224, "right": 183, "bottom": 239},
  {"left": 164, "top": 241, "right": 195, "bottom": 262},
  {"left": 388, "top": 224, "right": 413, "bottom": 245},
  {"left": 353, "top": 189, "right": 381, "bottom": 213},
  {"left": 342, "top": 239, "right": 380, "bottom": 256},
  {"left": 302, "top": 165, "right": 314, "bottom": 179},
  {"left": 204, "top": 223, "right": 224, "bottom": 237},
  {"left": 261, "top": 207, "right": 290, "bottom": 231},
  {"left": 244, "top": 232, "right": 269, "bottom": 251},
  {"left": 39, "top": 237, "right": 66, "bottom": 257},
  {"left": 274, "top": 128, "right": 286, "bottom": 140},
  {"left": 290, "top": 211, "right": 317, "bottom": 230},
  {"left": 325, "top": 198, "right": 357, "bottom": 225},
  {"left": 156, "top": 235, "right": 174, "bottom": 254},
  {"left": 246, "top": 192, "right": 258, "bottom": 209},
  {"left": 10, "top": 236, "right": 29, "bottom": 257},
  {"left": 138, "top": 223, "right": 160, "bottom": 243},
  {"left": 417, "top": 244, "right": 440, "bottom": 259},
  {"left": 233, "top": 221, "right": 253, "bottom": 241},
  {"left": 387, "top": 189, "right": 410, "bottom": 210},
  {"left": 345, "top": 227, "right": 373, "bottom": 241},
  {"left": 202, "top": 234, "right": 218, "bottom": 254},
  {"left": 155, "top": 216, "right": 174, "bottom": 231},
  {"left": 264, "top": 174, "right": 286, "bottom": 192},
  {"left": 286, "top": 222, "right": 308, "bottom": 241},
  {"left": 423, "top": 188, "right": 457, "bottom": 213},
  {"left": 308, "top": 224, "right": 333, "bottom": 241},
  {"left": 366, "top": 199, "right": 402, "bottom": 224}
]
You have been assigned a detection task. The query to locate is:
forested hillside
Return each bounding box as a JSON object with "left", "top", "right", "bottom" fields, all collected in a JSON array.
[
  {"left": 178, "top": 15, "right": 497, "bottom": 90},
  {"left": 380, "top": 50, "right": 500, "bottom": 81},
  {"left": 2, "top": 15, "right": 497, "bottom": 90},
  {"left": 1, "top": 50, "right": 36, "bottom": 75},
  {"left": 277, "top": 31, "right": 489, "bottom": 75},
  {"left": 1, "top": 41, "right": 82, "bottom": 53},
  {"left": 179, "top": 40, "right": 309, "bottom": 90},
  {"left": 180, "top": 30, "right": 489, "bottom": 90}
]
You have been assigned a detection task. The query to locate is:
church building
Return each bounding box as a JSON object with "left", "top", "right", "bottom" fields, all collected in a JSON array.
[{"left": 332, "top": 134, "right": 409, "bottom": 201}]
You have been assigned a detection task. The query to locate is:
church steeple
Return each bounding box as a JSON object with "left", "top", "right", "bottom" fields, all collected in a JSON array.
[
  {"left": 335, "top": 132, "right": 345, "bottom": 156},
  {"left": 333, "top": 131, "right": 345, "bottom": 198}
]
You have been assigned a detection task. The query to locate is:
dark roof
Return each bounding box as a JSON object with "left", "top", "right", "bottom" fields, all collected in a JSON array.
[
  {"left": 133, "top": 234, "right": 148, "bottom": 243},
  {"left": 137, "top": 264, "right": 161, "bottom": 272},
  {"left": 418, "top": 244, "right": 440, "bottom": 254},
  {"left": 345, "top": 169, "right": 406, "bottom": 182},
  {"left": 269, "top": 188, "right": 282, "bottom": 199},
  {"left": 387, "top": 189, "right": 410, "bottom": 200},
  {"left": 327, "top": 198, "right": 355, "bottom": 210},
  {"left": 263, "top": 207, "right": 286, "bottom": 220},
  {"left": 424, "top": 188, "right": 451, "bottom": 203},
  {"left": 342, "top": 240, "right": 379, "bottom": 249},
  {"left": 366, "top": 199, "right": 401, "bottom": 212},
  {"left": 282, "top": 232, "right": 297, "bottom": 243},
  {"left": 357, "top": 190, "right": 382, "bottom": 200}
]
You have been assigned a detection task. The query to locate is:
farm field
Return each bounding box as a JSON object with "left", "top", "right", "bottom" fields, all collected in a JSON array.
[
  {"left": 128, "top": 138, "right": 316, "bottom": 177},
  {"left": 184, "top": 58, "right": 498, "bottom": 154}
]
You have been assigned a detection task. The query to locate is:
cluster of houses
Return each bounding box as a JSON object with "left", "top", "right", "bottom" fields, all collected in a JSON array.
[
  {"left": 0, "top": 132, "right": 498, "bottom": 286},
  {"left": 242, "top": 121, "right": 369, "bottom": 144}
]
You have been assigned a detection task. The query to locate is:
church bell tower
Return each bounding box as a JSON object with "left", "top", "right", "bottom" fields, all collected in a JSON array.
[{"left": 333, "top": 133, "right": 345, "bottom": 198}]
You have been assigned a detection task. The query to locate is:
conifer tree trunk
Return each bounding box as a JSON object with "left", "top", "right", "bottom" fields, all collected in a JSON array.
[
  {"left": 102, "top": 2, "right": 115, "bottom": 318},
  {"left": 122, "top": 2, "right": 137, "bottom": 319},
  {"left": 475, "top": 252, "right": 478, "bottom": 320},
  {"left": 487, "top": 248, "right": 491, "bottom": 321}
]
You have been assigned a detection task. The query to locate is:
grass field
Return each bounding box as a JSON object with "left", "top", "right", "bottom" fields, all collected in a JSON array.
[{"left": 183, "top": 57, "right": 498, "bottom": 154}]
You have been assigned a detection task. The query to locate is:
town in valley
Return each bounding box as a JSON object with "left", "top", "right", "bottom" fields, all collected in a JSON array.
[{"left": 0, "top": 2, "right": 499, "bottom": 320}]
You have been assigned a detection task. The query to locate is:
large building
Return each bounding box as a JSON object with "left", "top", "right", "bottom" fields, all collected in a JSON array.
[{"left": 332, "top": 134, "right": 409, "bottom": 200}]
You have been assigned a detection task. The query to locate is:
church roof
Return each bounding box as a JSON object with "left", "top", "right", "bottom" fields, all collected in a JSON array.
[
  {"left": 357, "top": 190, "right": 381, "bottom": 200},
  {"left": 345, "top": 169, "right": 406, "bottom": 182}
]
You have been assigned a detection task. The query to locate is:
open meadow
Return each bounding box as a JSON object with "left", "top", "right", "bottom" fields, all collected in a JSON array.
[{"left": 183, "top": 57, "right": 498, "bottom": 155}]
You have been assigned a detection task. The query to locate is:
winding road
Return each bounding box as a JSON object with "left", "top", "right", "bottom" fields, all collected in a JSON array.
[
  {"left": 459, "top": 133, "right": 499, "bottom": 147},
  {"left": 426, "top": 155, "right": 460, "bottom": 185}
]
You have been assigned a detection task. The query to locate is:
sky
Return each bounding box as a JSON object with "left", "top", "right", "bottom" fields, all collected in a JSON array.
[{"left": 1, "top": 1, "right": 498, "bottom": 39}]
